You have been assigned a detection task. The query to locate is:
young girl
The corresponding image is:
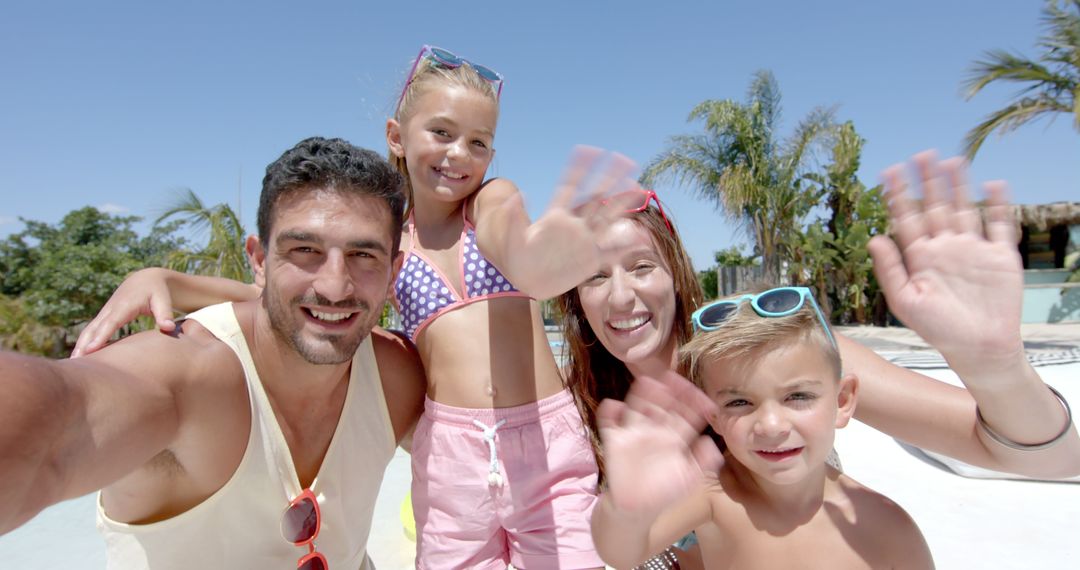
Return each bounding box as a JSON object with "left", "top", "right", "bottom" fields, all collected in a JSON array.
[
  {"left": 75, "top": 45, "right": 637, "bottom": 570},
  {"left": 382, "top": 44, "right": 635, "bottom": 570}
]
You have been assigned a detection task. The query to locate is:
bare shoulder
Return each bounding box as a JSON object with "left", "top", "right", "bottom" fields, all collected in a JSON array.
[
  {"left": 84, "top": 317, "right": 239, "bottom": 390},
  {"left": 837, "top": 474, "right": 917, "bottom": 525},
  {"left": 87, "top": 317, "right": 247, "bottom": 428},
  {"left": 469, "top": 177, "right": 523, "bottom": 219},
  {"left": 476, "top": 177, "right": 521, "bottom": 199},
  {"left": 693, "top": 477, "right": 739, "bottom": 566},
  {"left": 708, "top": 466, "right": 752, "bottom": 529},
  {"left": 370, "top": 326, "right": 423, "bottom": 377},
  {"left": 371, "top": 327, "right": 425, "bottom": 443},
  {"left": 836, "top": 475, "right": 934, "bottom": 569}
]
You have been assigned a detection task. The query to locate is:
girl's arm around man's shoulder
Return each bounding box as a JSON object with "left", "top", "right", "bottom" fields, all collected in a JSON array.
[{"left": 372, "top": 327, "right": 426, "bottom": 446}]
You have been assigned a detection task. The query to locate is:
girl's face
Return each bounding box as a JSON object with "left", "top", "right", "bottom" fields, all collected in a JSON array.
[
  {"left": 577, "top": 219, "right": 678, "bottom": 371},
  {"left": 387, "top": 84, "right": 498, "bottom": 207}
]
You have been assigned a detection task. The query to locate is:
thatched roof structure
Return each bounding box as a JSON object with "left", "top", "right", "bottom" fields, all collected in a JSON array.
[{"left": 1008, "top": 202, "right": 1080, "bottom": 232}]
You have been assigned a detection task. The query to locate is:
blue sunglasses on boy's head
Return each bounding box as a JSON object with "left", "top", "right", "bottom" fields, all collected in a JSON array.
[{"left": 690, "top": 286, "right": 836, "bottom": 348}]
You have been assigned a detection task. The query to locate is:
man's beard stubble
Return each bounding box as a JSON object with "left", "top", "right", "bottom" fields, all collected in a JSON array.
[{"left": 264, "top": 286, "right": 376, "bottom": 365}]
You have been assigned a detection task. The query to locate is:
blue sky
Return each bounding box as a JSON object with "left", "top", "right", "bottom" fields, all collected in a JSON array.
[{"left": 2, "top": 0, "right": 1077, "bottom": 271}]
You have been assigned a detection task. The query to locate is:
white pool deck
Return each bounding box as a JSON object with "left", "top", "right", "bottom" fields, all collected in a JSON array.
[{"left": 2, "top": 324, "right": 1078, "bottom": 569}]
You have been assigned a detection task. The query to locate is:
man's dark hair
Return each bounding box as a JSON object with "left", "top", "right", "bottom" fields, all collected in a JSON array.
[{"left": 257, "top": 137, "right": 406, "bottom": 252}]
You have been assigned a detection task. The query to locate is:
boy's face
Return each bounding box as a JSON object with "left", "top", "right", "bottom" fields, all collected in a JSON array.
[{"left": 702, "top": 338, "right": 856, "bottom": 486}]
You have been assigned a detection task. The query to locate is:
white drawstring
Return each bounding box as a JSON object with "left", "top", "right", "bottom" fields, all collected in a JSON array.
[{"left": 472, "top": 418, "right": 507, "bottom": 487}]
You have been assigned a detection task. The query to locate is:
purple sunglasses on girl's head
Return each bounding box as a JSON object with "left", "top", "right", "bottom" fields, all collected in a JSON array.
[{"left": 395, "top": 45, "right": 504, "bottom": 113}]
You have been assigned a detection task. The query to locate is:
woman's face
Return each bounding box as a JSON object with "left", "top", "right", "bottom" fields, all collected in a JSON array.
[{"left": 577, "top": 218, "right": 678, "bottom": 370}]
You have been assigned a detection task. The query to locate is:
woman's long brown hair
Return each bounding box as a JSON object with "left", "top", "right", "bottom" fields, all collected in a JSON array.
[{"left": 557, "top": 204, "right": 703, "bottom": 483}]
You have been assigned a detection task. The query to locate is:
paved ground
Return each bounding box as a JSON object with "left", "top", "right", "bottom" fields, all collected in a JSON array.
[{"left": 836, "top": 322, "right": 1080, "bottom": 353}]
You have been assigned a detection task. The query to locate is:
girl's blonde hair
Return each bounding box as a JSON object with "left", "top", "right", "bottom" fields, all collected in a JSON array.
[{"left": 390, "top": 57, "right": 501, "bottom": 216}]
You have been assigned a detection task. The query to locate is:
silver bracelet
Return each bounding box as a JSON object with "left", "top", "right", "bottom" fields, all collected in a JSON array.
[
  {"left": 976, "top": 385, "right": 1073, "bottom": 451},
  {"left": 635, "top": 547, "right": 680, "bottom": 570}
]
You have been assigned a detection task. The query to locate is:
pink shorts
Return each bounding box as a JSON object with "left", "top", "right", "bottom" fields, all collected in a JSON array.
[{"left": 411, "top": 389, "right": 602, "bottom": 569}]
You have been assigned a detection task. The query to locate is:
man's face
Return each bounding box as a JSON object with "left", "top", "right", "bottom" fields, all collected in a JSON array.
[{"left": 251, "top": 187, "right": 401, "bottom": 365}]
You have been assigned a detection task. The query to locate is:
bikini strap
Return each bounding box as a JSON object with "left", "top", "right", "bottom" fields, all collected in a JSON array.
[{"left": 461, "top": 195, "right": 475, "bottom": 231}]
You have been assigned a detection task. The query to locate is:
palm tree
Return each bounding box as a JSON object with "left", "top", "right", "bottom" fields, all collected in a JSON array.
[
  {"left": 962, "top": 0, "right": 1080, "bottom": 160},
  {"left": 156, "top": 189, "right": 251, "bottom": 282},
  {"left": 641, "top": 70, "right": 835, "bottom": 283}
]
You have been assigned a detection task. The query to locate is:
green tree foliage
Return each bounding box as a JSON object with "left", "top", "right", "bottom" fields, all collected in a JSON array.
[
  {"left": 789, "top": 123, "right": 890, "bottom": 324},
  {"left": 695, "top": 246, "right": 759, "bottom": 301},
  {"left": 0, "top": 208, "right": 185, "bottom": 354},
  {"left": 963, "top": 0, "right": 1080, "bottom": 159},
  {"left": 697, "top": 268, "right": 718, "bottom": 300},
  {"left": 157, "top": 189, "right": 252, "bottom": 283},
  {"left": 714, "top": 245, "right": 758, "bottom": 267},
  {"left": 641, "top": 70, "right": 835, "bottom": 284},
  {"left": 0, "top": 293, "right": 64, "bottom": 355}
]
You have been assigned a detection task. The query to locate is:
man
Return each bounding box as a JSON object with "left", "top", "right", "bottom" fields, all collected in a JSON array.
[{"left": 0, "top": 137, "right": 426, "bottom": 569}]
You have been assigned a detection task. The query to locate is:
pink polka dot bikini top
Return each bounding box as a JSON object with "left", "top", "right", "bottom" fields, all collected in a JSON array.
[{"left": 393, "top": 208, "right": 529, "bottom": 341}]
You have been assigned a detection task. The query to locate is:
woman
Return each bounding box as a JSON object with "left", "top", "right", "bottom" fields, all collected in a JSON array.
[{"left": 559, "top": 153, "right": 1078, "bottom": 487}]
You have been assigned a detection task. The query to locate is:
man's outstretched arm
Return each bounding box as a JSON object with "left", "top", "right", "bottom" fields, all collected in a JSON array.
[{"left": 0, "top": 329, "right": 204, "bottom": 534}]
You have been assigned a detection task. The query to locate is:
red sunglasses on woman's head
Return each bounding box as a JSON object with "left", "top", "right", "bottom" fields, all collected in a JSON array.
[
  {"left": 282, "top": 488, "right": 328, "bottom": 570},
  {"left": 604, "top": 188, "right": 673, "bottom": 234},
  {"left": 631, "top": 188, "right": 673, "bottom": 234}
]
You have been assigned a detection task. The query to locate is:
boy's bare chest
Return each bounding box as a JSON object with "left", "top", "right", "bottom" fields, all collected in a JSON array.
[{"left": 697, "top": 509, "right": 885, "bottom": 569}]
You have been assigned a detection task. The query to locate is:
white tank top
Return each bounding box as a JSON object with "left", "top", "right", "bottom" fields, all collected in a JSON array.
[{"left": 96, "top": 302, "right": 396, "bottom": 569}]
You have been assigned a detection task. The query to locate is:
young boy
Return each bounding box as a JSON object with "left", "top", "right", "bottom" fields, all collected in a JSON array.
[{"left": 591, "top": 286, "right": 934, "bottom": 569}]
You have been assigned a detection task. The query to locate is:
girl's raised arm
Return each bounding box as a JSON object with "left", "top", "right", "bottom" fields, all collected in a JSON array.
[
  {"left": 72, "top": 268, "right": 259, "bottom": 357},
  {"left": 473, "top": 146, "right": 641, "bottom": 300}
]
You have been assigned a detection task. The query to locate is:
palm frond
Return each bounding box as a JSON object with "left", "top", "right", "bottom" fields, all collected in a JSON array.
[
  {"left": 746, "top": 70, "right": 782, "bottom": 137},
  {"left": 641, "top": 137, "right": 724, "bottom": 202},
  {"left": 963, "top": 49, "right": 1068, "bottom": 98},
  {"left": 782, "top": 105, "right": 837, "bottom": 177},
  {"left": 1040, "top": 1, "right": 1080, "bottom": 54},
  {"left": 963, "top": 96, "right": 1067, "bottom": 159},
  {"left": 154, "top": 189, "right": 250, "bottom": 281},
  {"left": 962, "top": 1, "right": 1080, "bottom": 158}
]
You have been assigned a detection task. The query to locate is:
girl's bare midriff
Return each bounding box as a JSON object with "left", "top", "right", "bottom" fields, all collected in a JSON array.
[{"left": 417, "top": 296, "right": 565, "bottom": 408}]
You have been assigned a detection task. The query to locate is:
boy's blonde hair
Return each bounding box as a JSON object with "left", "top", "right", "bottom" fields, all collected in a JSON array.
[
  {"left": 390, "top": 57, "right": 501, "bottom": 215},
  {"left": 680, "top": 290, "right": 841, "bottom": 390}
]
